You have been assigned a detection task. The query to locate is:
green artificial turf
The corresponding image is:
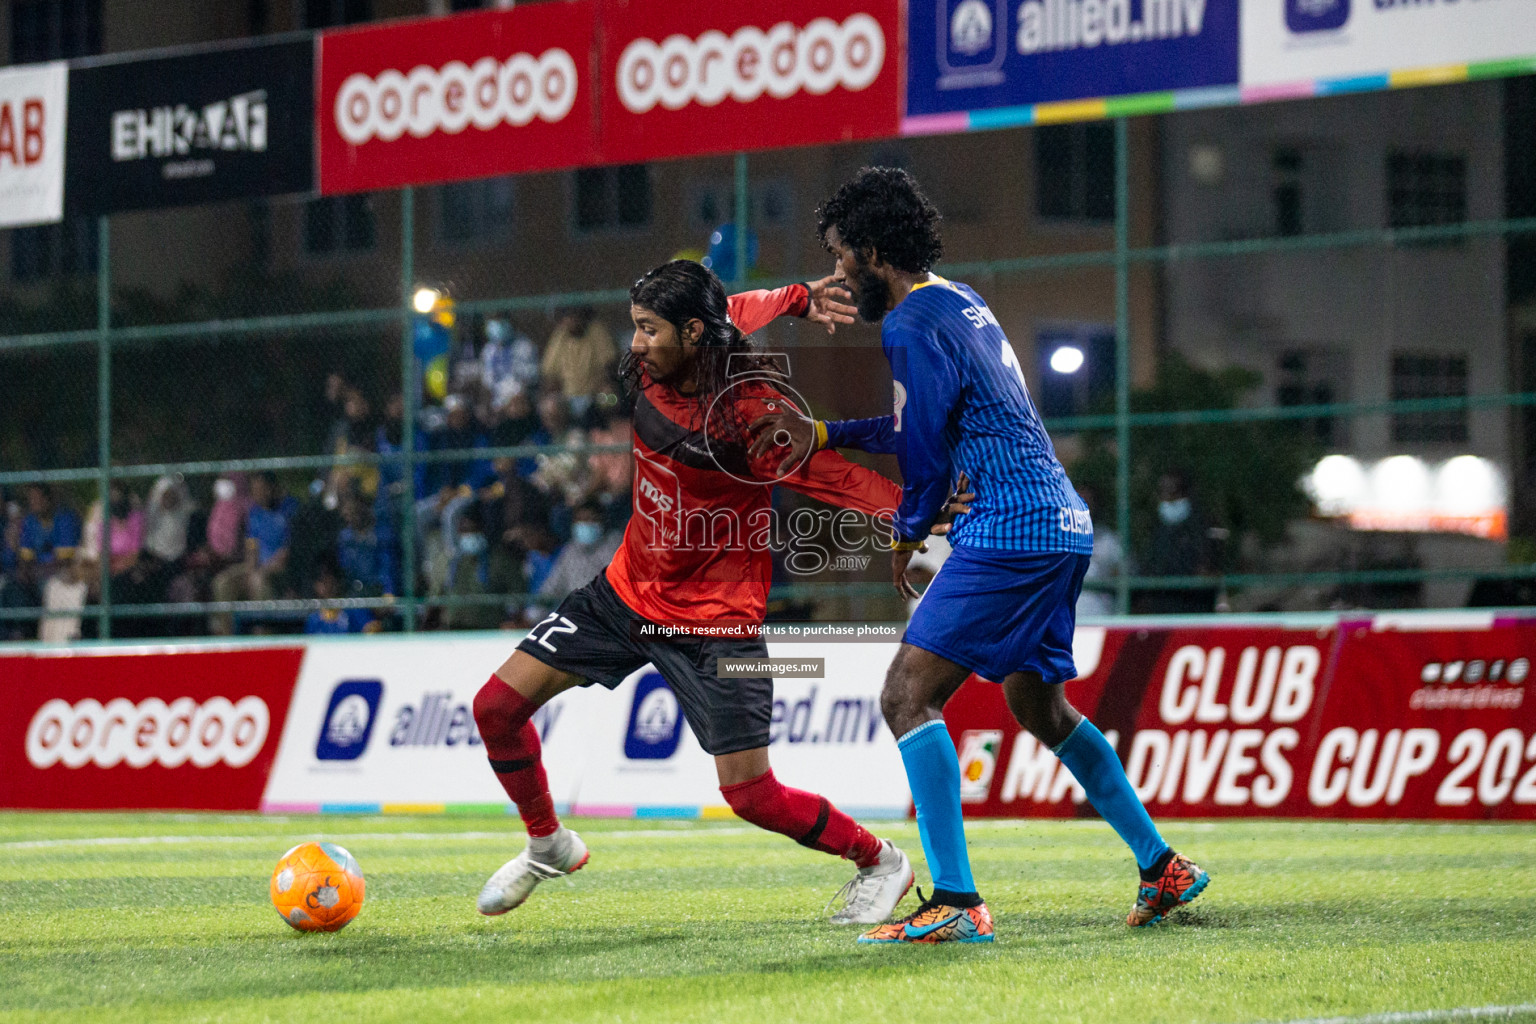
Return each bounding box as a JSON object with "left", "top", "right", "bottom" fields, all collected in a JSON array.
[{"left": 2, "top": 814, "right": 1534, "bottom": 1023}]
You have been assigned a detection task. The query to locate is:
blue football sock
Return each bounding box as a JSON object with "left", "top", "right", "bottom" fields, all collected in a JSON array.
[
  {"left": 1054, "top": 717, "right": 1171, "bottom": 871},
  {"left": 897, "top": 719, "right": 976, "bottom": 895}
]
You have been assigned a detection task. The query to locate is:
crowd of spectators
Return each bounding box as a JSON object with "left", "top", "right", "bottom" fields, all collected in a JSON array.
[{"left": 0, "top": 308, "right": 635, "bottom": 642}]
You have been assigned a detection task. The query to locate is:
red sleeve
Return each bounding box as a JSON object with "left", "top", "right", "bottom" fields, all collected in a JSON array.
[
  {"left": 778, "top": 449, "right": 902, "bottom": 517},
  {"left": 727, "top": 284, "right": 810, "bottom": 335},
  {"left": 735, "top": 386, "right": 900, "bottom": 515}
]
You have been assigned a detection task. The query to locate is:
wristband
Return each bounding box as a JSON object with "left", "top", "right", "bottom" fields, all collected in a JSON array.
[
  {"left": 798, "top": 283, "right": 813, "bottom": 317},
  {"left": 813, "top": 420, "right": 829, "bottom": 451}
]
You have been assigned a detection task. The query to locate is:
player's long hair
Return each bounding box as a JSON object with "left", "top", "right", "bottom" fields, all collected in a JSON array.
[{"left": 621, "top": 259, "right": 780, "bottom": 442}]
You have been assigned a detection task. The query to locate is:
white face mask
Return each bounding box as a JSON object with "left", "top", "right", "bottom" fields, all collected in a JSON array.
[
  {"left": 213, "top": 479, "right": 236, "bottom": 502},
  {"left": 572, "top": 521, "right": 603, "bottom": 547},
  {"left": 1158, "top": 497, "right": 1192, "bottom": 525},
  {"left": 458, "top": 532, "right": 489, "bottom": 557}
]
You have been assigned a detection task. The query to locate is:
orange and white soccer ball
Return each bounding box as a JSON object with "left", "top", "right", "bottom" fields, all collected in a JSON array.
[{"left": 270, "top": 841, "right": 366, "bottom": 932}]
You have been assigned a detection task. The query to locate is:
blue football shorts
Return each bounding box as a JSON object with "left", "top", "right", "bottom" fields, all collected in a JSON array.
[{"left": 904, "top": 545, "right": 1090, "bottom": 684}]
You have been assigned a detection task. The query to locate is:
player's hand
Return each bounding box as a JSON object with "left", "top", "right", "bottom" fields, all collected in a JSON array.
[
  {"left": 893, "top": 546, "right": 926, "bottom": 601},
  {"left": 929, "top": 473, "right": 974, "bottom": 536},
  {"left": 805, "top": 275, "right": 856, "bottom": 335},
  {"left": 748, "top": 403, "right": 816, "bottom": 477}
]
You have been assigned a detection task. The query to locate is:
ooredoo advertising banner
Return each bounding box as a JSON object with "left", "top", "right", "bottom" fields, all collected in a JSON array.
[
  {"left": 906, "top": 0, "right": 1240, "bottom": 117},
  {"left": 0, "top": 61, "right": 66, "bottom": 228},
  {"left": 0, "top": 646, "right": 303, "bottom": 810},
  {"left": 1241, "top": 0, "right": 1536, "bottom": 90},
  {"left": 65, "top": 40, "right": 314, "bottom": 215},
  {"left": 946, "top": 616, "right": 1536, "bottom": 820},
  {"left": 598, "top": 0, "right": 902, "bottom": 164},
  {"left": 318, "top": 2, "right": 599, "bottom": 196}
]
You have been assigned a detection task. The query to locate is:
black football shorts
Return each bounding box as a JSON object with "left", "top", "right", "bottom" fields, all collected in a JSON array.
[{"left": 514, "top": 572, "right": 772, "bottom": 756}]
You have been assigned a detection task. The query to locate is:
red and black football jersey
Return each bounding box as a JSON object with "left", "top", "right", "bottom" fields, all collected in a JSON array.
[{"left": 605, "top": 285, "right": 900, "bottom": 629}]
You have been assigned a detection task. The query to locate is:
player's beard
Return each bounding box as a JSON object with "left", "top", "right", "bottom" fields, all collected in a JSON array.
[{"left": 850, "top": 262, "right": 891, "bottom": 323}]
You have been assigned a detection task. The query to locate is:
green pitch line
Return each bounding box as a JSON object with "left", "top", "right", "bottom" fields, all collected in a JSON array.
[{"left": 1, "top": 815, "right": 1533, "bottom": 1024}]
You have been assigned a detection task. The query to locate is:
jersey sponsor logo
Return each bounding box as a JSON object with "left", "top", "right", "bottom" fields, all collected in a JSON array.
[
  {"left": 634, "top": 448, "right": 684, "bottom": 543},
  {"left": 615, "top": 14, "right": 885, "bottom": 115},
  {"left": 25, "top": 696, "right": 270, "bottom": 770},
  {"left": 625, "top": 673, "right": 686, "bottom": 760},
  {"left": 1058, "top": 506, "right": 1093, "bottom": 536},
  {"left": 334, "top": 48, "right": 579, "bottom": 146},
  {"left": 315, "top": 680, "right": 383, "bottom": 761}
]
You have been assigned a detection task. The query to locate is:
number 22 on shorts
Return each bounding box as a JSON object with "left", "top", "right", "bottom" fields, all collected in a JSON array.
[{"left": 529, "top": 613, "right": 578, "bottom": 652}]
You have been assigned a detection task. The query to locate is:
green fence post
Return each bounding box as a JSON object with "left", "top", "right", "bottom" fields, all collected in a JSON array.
[
  {"left": 400, "top": 187, "right": 417, "bottom": 633},
  {"left": 734, "top": 152, "right": 749, "bottom": 290},
  {"left": 96, "top": 215, "right": 113, "bottom": 640},
  {"left": 1114, "top": 118, "right": 1132, "bottom": 616}
]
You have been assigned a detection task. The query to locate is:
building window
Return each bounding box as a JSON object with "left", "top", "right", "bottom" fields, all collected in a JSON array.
[
  {"left": 1277, "top": 348, "right": 1347, "bottom": 446},
  {"left": 301, "top": 0, "right": 370, "bottom": 28},
  {"left": 11, "top": 0, "right": 101, "bottom": 62},
  {"left": 1273, "top": 148, "right": 1304, "bottom": 237},
  {"left": 304, "top": 194, "right": 375, "bottom": 255},
  {"left": 573, "top": 165, "right": 652, "bottom": 232},
  {"left": 1387, "top": 151, "right": 1466, "bottom": 239},
  {"left": 1391, "top": 352, "right": 1468, "bottom": 444},
  {"left": 1036, "top": 122, "right": 1113, "bottom": 223},
  {"left": 11, "top": 216, "right": 98, "bottom": 283},
  {"left": 438, "top": 177, "right": 514, "bottom": 244}
]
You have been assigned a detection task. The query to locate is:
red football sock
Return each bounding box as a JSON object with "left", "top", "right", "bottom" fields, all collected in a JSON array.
[
  {"left": 720, "top": 769, "right": 883, "bottom": 868},
  {"left": 472, "top": 677, "right": 560, "bottom": 838}
]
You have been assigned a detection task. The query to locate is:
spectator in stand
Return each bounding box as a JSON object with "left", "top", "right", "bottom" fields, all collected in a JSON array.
[
  {"left": 81, "top": 481, "right": 146, "bottom": 591},
  {"left": 417, "top": 394, "right": 496, "bottom": 583},
  {"left": 507, "top": 521, "right": 561, "bottom": 625},
  {"left": 579, "top": 411, "right": 635, "bottom": 533},
  {"left": 18, "top": 484, "right": 83, "bottom": 583},
  {"left": 375, "top": 392, "right": 426, "bottom": 532},
  {"left": 283, "top": 479, "right": 342, "bottom": 602},
  {"left": 486, "top": 457, "right": 554, "bottom": 553},
  {"left": 441, "top": 504, "right": 518, "bottom": 631},
  {"left": 1134, "top": 471, "right": 1218, "bottom": 614},
  {"left": 535, "top": 500, "right": 621, "bottom": 607},
  {"left": 305, "top": 555, "right": 377, "bottom": 635},
  {"left": 540, "top": 306, "right": 616, "bottom": 418},
  {"left": 481, "top": 317, "right": 540, "bottom": 413},
  {"left": 205, "top": 475, "right": 251, "bottom": 564},
  {"left": 39, "top": 555, "right": 88, "bottom": 644},
  {"left": 326, "top": 387, "right": 380, "bottom": 507},
  {"left": 210, "top": 472, "right": 294, "bottom": 635},
  {"left": 1, "top": 494, "right": 32, "bottom": 640},
  {"left": 338, "top": 493, "right": 399, "bottom": 597},
  {"left": 527, "top": 387, "right": 589, "bottom": 540}
]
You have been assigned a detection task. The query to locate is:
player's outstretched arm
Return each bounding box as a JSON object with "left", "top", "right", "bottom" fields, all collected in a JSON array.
[{"left": 726, "top": 277, "right": 854, "bottom": 337}]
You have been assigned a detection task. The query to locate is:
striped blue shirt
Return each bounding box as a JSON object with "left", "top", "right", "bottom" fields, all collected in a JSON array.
[{"left": 824, "top": 277, "right": 1092, "bottom": 554}]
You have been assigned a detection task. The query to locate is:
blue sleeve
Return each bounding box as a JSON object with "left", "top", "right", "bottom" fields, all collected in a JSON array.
[
  {"left": 889, "top": 324, "right": 960, "bottom": 543},
  {"left": 823, "top": 416, "right": 897, "bottom": 455},
  {"left": 55, "top": 510, "right": 82, "bottom": 548}
]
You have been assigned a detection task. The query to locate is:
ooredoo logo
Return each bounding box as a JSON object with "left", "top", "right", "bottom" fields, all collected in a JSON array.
[
  {"left": 616, "top": 14, "right": 885, "bottom": 114},
  {"left": 334, "top": 48, "right": 579, "bottom": 146},
  {"left": 25, "top": 696, "right": 271, "bottom": 770}
]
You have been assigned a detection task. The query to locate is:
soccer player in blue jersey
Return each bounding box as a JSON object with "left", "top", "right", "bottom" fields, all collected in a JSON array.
[{"left": 751, "top": 167, "right": 1208, "bottom": 944}]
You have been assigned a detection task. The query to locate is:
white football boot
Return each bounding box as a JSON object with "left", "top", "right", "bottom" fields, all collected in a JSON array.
[
  {"left": 827, "top": 840, "right": 915, "bottom": 925},
  {"left": 476, "top": 827, "right": 590, "bottom": 916}
]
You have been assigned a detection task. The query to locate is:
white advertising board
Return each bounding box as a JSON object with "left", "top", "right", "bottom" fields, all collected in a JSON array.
[
  {"left": 0, "top": 62, "right": 66, "bottom": 229},
  {"left": 1242, "top": 0, "right": 1536, "bottom": 88},
  {"left": 261, "top": 635, "right": 913, "bottom": 818}
]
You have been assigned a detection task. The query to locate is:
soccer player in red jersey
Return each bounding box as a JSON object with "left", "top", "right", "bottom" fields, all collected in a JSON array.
[{"left": 471, "top": 260, "right": 915, "bottom": 926}]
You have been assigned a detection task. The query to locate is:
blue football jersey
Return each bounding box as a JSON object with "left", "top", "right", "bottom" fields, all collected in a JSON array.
[{"left": 824, "top": 276, "right": 1092, "bottom": 554}]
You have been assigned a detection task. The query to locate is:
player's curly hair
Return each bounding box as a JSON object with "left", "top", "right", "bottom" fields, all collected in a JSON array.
[
  {"left": 816, "top": 166, "right": 944, "bottom": 273},
  {"left": 621, "top": 259, "right": 779, "bottom": 442}
]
